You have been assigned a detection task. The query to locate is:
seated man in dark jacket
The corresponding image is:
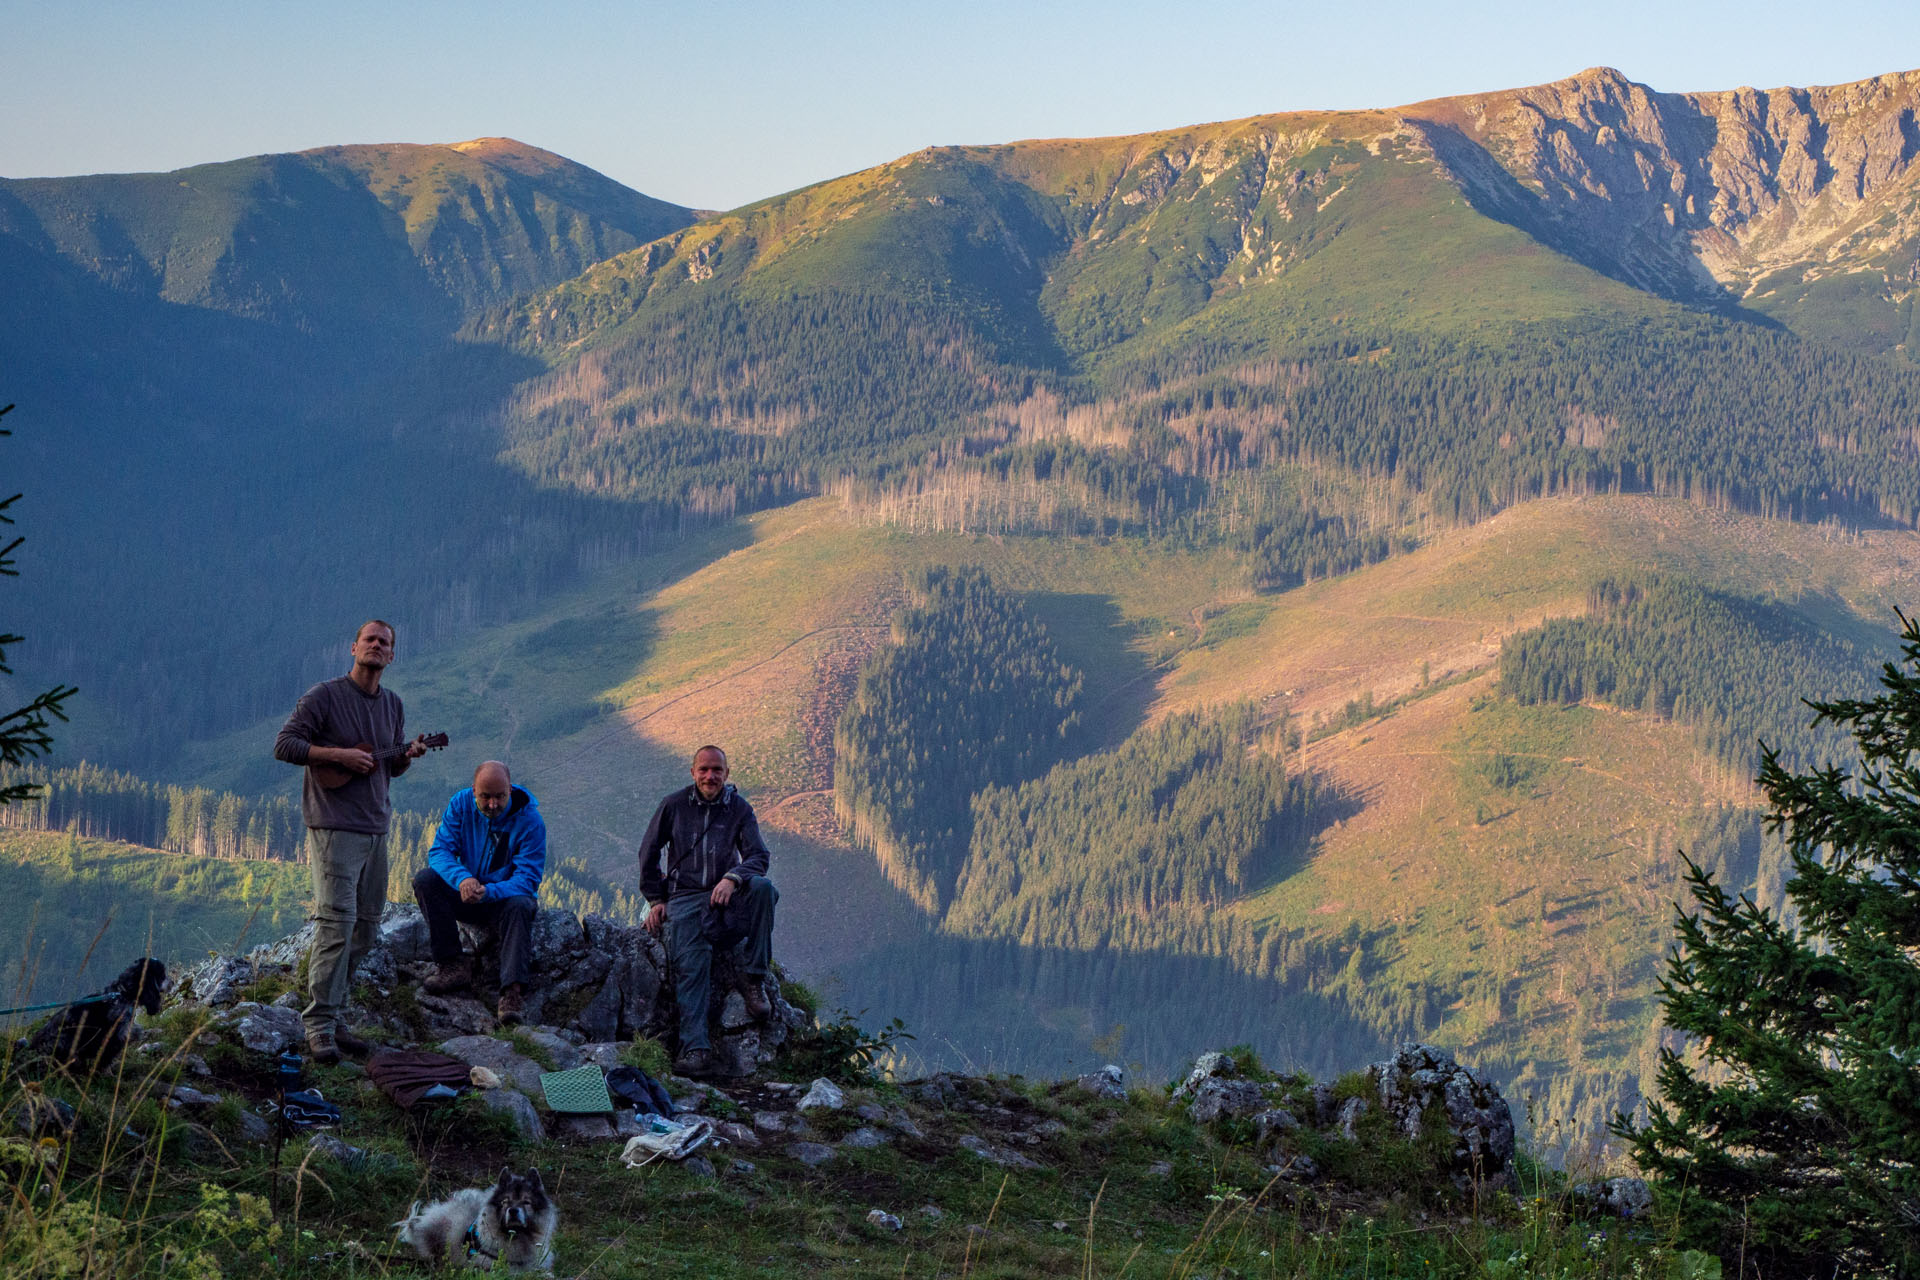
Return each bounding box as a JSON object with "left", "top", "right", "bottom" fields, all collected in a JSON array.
[
  {"left": 413, "top": 761, "right": 546, "bottom": 1024},
  {"left": 638, "top": 744, "right": 778, "bottom": 1077}
]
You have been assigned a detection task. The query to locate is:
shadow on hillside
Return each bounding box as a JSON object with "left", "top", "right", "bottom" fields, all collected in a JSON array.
[
  {"left": 1240, "top": 778, "right": 1368, "bottom": 899},
  {"left": 813, "top": 932, "right": 1391, "bottom": 1084},
  {"left": 1024, "top": 591, "right": 1156, "bottom": 755}
]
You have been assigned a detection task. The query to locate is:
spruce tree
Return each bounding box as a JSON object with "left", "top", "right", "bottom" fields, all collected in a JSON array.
[
  {"left": 0, "top": 403, "right": 76, "bottom": 803},
  {"left": 1616, "top": 613, "right": 1920, "bottom": 1277}
]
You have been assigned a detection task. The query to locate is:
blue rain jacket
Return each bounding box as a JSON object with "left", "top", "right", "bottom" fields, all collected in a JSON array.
[{"left": 426, "top": 785, "right": 547, "bottom": 901}]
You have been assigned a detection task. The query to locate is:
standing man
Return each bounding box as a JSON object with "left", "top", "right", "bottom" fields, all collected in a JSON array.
[
  {"left": 639, "top": 745, "right": 778, "bottom": 1078},
  {"left": 274, "top": 619, "right": 430, "bottom": 1065},
  {"left": 413, "top": 760, "right": 546, "bottom": 1025}
]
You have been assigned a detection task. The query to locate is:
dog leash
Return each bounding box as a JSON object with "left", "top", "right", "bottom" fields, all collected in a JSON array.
[{"left": 0, "top": 994, "right": 111, "bottom": 1018}]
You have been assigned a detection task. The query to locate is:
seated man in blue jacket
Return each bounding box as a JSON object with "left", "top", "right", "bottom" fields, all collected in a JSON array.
[{"left": 413, "top": 760, "right": 546, "bottom": 1025}]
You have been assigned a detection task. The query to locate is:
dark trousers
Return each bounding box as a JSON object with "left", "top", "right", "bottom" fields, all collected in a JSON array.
[
  {"left": 410, "top": 867, "right": 536, "bottom": 988},
  {"left": 665, "top": 875, "right": 777, "bottom": 1052}
]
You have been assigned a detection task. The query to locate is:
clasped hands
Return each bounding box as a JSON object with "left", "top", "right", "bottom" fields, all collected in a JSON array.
[{"left": 642, "top": 876, "right": 736, "bottom": 934}]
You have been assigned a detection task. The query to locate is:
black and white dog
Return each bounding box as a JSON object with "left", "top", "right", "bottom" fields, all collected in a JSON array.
[
  {"left": 27, "top": 957, "right": 169, "bottom": 1074},
  {"left": 397, "top": 1167, "right": 556, "bottom": 1272}
]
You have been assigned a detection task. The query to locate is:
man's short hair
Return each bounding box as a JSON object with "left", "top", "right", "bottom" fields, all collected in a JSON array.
[
  {"left": 474, "top": 760, "right": 512, "bottom": 783},
  {"left": 356, "top": 618, "right": 396, "bottom": 643},
  {"left": 693, "top": 744, "right": 728, "bottom": 765}
]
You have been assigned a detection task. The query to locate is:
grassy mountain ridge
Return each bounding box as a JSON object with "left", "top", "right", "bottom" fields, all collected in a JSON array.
[
  {"left": 0, "top": 138, "right": 695, "bottom": 336},
  {"left": 0, "top": 140, "right": 697, "bottom": 766},
  {"left": 473, "top": 68, "right": 1920, "bottom": 580}
]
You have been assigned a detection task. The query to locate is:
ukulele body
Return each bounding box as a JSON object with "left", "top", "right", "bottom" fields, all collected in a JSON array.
[{"left": 308, "top": 733, "right": 448, "bottom": 788}]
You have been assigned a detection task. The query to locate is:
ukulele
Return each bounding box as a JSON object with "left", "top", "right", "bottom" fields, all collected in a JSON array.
[{"left": 309, "top": 733, "right": 448, "bottom": 789}]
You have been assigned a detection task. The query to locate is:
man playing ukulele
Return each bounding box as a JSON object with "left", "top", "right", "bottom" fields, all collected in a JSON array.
[{"left": 274, "top": 619, "right": 432, "bottom": 1064}]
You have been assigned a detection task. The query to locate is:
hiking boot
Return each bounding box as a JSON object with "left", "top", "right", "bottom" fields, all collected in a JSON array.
[
  {"left": 306, "top": 1030, "right": 341, "bottom": 1067},
  {"left": 739, "top": 977, "right": 773, "bottom": 1021},
  {"left": 497, "top": 983, "right": 526, "bottom": 1025},
  {"left": 673, "top": 1047, "right": 717, "bottom": 1079},
  {"left": 422, "top": 956, "right": 473, "bottom": 996},
  {"left": 333, "top": 1026, "right": 374, "bottom": 1060}
]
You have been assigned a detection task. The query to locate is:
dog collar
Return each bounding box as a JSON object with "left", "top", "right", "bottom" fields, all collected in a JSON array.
[{"left": 464, "top": 1223, "right": 502, "bottom": 1262}]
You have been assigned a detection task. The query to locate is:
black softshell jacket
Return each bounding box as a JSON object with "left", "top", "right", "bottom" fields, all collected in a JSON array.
[{"left": 637, "top": 784, "right": 771, "bottom": 901}]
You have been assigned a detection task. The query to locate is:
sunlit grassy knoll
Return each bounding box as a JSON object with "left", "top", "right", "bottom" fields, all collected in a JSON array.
[{"left": 1154, "top": 493, "right": 1919, "bottom": 733}]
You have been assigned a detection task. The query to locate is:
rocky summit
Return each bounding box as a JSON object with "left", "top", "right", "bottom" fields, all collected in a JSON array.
[
  {"left": 176, "top": 902, "right": 808, "bottom": 1080},
  {"left": 160, "top": 905, "right": 1535, "bottom": 1190}
]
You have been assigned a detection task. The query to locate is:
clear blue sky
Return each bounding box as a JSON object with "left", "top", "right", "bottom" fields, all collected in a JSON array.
[{"left": 7, "top": 1, "right": 1916, "bottom": 211}]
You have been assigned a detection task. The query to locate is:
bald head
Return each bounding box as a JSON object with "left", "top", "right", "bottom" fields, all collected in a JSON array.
[{"left": 473, "top": 761, "right": 513, "bottom": 818}]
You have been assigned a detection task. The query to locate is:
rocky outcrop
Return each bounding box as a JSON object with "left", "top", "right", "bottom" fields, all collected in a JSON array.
[
  {"left": 1175, "top": 1042, "right": 1515, "bottom": 1193},
  {"left": 1399, "top": 67, "right": 1920, "bottom": 304},
  {"left": 174, "top": 903, "right": 808, "bottom": 1073},
  {"left": 1365, "top": 1043, "right": 1516, "bottom": 1191}
]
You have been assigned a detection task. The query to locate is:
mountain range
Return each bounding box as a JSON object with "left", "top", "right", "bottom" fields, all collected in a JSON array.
[{"left": 6, "top": 65, "right": 1920, "bottom": 1134}]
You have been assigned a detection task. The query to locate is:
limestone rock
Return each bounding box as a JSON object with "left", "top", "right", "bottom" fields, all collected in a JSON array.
[
  {"left": 1173, "top": 1052, "right": 1231, "bottom": 1101},
  {"left": 1365, "top": 1043, "right": 1515, "bottom": 1190},
  {"left": 1076, "top": 1063, "right": 1127, "bottom": 1100},
  {"left": 13, "top": 1094, "right": 75, "bottom": 1137},
  {"left": 787, "top": 1141, "right": 837, "bottom": 1167},
  {"left": 438, "top": 1035, "right": 546, "bottom": 1096},
  {"left": 840, "top": 1126, "right": 888, "bottom": 1149},
  {"left": 553, "top": 1115, "right": 616, "bottom": 1141},
  {"left": 306, "top": 1134, "right": 365, "bottom": 1164},
  {"left": 233, "top": 1110, "right": 275, "bottom": 1145},
  {"left": 866, "top": 1209, "right": 904, "bottom": 1231},
  {"left": 176, "top": 956, "right": 255, "bottom": 1007},
  {"left": 576, "top": 1042, "right": 626, "bottom": 1070},
  {"left": 482, "top": 1088, "right": 544, "bottom": 1141},
  {"left": 376, "top": 912, "right": 432, "bottom": 962},
  {"left": 798, "top": 1078, "right": 845, "bottom": 1111},
  {"left": 1187, "top": 1078, "right": 1270, "bottom": 1125},
  {"left": 1573, "top": 1176, "right": 1653, "bottom": 1219},
  {"left": 165, "top": 1085, "right": 222, "bottom": 1111},
  {"left": 909, "top": 1075, "right": 958, "bottom": 1107},
  {"left": 231, "top": 1003, "right": 303, "bottom": 1056},
  {"left": 713, "top": 1120, "right": 759, "bottom": 1147},
  {"left": 1253, "top": 1109, "right": 1299, "bottom": 1139},
  {"left": 1336, "top": 1097, "right": 1368, "bottom": 1142},
  {"left": 957, "top": 1134, "right": 1041, "bottom": 1170},
  {"left": 519, "top": 1029, "right": 581, "bottom": 1071}
]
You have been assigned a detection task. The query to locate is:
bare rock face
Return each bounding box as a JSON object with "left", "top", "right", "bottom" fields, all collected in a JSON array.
[
  {"left": 1175, "top": 1052, "right": 1279, "bottom": 1125},
  {"left": 1401, "top": 67, "right": 1920, "bottom": 304},
  {"left": 1366, "top": 1043, "right": 1515, "bottom": 1191}
]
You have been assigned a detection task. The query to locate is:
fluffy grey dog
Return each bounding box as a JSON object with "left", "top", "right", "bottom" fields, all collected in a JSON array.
[{"left": 396, "top": 1166, "right": 556, "bottom": 1272}]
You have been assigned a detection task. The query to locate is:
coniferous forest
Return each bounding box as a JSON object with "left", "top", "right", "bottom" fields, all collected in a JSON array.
[
  {"left": 833, "top": 567, "right": 1084, "bottom": 913},
  {"left": 1499, "top": 576, "right": 1888, "bottom": 772}
]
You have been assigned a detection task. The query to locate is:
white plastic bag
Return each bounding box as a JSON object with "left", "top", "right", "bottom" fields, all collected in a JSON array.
[{"left": 619, "top": 1114, "right": 716, "bottom": 1167}]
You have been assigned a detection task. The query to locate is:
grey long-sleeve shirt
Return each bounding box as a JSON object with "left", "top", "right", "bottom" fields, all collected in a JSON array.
[{"left": 273, "top": 676, "right": 408, "bottom": 833}]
